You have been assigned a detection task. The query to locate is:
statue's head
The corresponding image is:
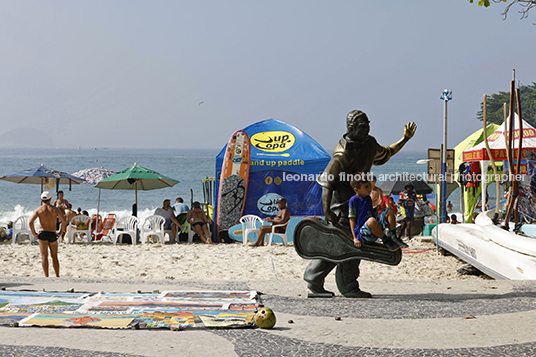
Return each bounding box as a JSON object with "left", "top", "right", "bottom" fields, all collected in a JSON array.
[{"left": 346, "top": 110, "right": 370, "bottom": 142}]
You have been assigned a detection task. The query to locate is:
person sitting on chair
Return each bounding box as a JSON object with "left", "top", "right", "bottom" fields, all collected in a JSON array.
[
  {"left": 187, "top": 202, "right": 211, "bottom": 244},
  {"left": 154, "top": 199, "right": 183, "bottom": 244},
  {"left": 172, "top": 197, "right": 190, "bottom": 215},
  {"left": 172, "top": 197, "right": 190, "bottom": 230},
  {"left": 65, "top": 204, "right": 77, "bottom": 225},
  {"left": 250, "top": 198, "right": 291, "bottom": 247}
]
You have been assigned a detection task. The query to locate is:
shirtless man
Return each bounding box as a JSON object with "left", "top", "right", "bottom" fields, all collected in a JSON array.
[
  {"left": 187, "top": 202, "right": 211, "bottom": 244},
  {"left": 250, "top": 198, "right": 291, "bottom": 247},
  {"left": 65, "top": 204, "right": 77, "bottom": 223},
  {"left": 29, "top": 191, "right": 67, "bottom": 277}
]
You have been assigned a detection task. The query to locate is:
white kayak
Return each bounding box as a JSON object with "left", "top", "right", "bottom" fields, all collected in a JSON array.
[{"left": 433, "top": 210, "right": 536, "bottom": 280}]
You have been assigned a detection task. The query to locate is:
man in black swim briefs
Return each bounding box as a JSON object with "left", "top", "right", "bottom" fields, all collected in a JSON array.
[
  {"left": 250, "top": 198, "right": 291, "bottom": 247},
  {"left": 38, "top": 231, "right": 58, "bottom": 242},
  {"left": 187, "top": 201, "right": 212, "bottom": 244},
  {"left": 29, "top": 191, "right": 67, "bottom": 277}
]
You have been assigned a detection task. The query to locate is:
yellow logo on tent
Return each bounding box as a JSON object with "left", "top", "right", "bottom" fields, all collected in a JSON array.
[{"left": 251, "top": 131, "right": 295, "bottom": 152}]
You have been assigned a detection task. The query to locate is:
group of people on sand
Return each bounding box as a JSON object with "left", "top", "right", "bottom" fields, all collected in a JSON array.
[
  {"left": 27, "top": 188, "right": 294, "bottom": 277},
  {"left": 368, "top": 177, "right": 425, "bottom": 243},
  {"left": 52, "top": 190, "right": 94, "bottom": 240},
  {"left": 155, "top": 196, "right": 293, "bottom": 247},
  {"left": 154, "top": 198, "right": 212, "bottom": 244}
]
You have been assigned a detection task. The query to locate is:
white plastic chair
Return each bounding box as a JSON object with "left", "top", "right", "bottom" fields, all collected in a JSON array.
[
  {"left": 187, "top": 222, "right": 212, "bottom": 243},
  {"left": 267, "top": 222, "right": 289, "bottom": 246},
  {"left": 140, "top": 215, "right": 166, "bottom": 244},
  {"left": 12, "top": 216, "right": 35, "bottom": 245},
  {"left": 239, "top": 215, "right": 263, "bottom": 246},
  {"left": 67, "top": 215, "right": 92, "bottom": 244},
  {"left": 113, "top": 216, "right": 139, "bottom": 245},
  {"left": 187, "top": 223, "right": 195, "bottom": 243}
]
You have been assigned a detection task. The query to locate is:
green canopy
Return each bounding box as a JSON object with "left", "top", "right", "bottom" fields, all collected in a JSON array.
[
  {"left": 453, "top": 124, "right": 500, "bottom": 223},
  {"left": 95, "top": 163, "right": 179, "bottom": 211},
  {"left": 454, "top": 124, "right": 500, "bottom": 177},
  {"left": 95, "top": 163, "right": 179, "bottom": 190}
]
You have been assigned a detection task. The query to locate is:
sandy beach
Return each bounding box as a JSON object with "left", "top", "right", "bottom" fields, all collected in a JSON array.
[
  {"left": 1, "top": 236, "right": 484, "bottom": 283},
  {"left": 6, "top": 235, "right": 536, "bottom": 357}
]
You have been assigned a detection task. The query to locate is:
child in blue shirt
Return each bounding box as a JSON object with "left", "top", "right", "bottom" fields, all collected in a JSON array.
[{"left": 348, "top": 177, "right": 407, "bottom": 251}]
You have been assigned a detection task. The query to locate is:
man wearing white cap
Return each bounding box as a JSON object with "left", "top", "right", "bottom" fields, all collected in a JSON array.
[{"left": 29, "top": 191, "right": 67, "bottom": 277}]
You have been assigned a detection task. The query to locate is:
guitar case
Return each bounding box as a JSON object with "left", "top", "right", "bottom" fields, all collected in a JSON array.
[{"left": 293, "top": 217, "right": 402, "bottom": 265}]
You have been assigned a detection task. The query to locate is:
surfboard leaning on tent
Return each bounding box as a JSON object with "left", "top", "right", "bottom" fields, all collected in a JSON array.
[{"left": 216, "top": 130, "right": 250, "bottom": 242}]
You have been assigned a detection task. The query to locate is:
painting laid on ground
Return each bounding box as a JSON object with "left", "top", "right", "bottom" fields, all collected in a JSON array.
[{"left": 1, "top": 290, "right": 261, "bottom": 329}]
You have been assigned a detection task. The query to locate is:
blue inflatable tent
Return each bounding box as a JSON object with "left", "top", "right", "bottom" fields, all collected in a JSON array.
[{"left": 214, "top": 119, "right": 330, "bottom": 232}]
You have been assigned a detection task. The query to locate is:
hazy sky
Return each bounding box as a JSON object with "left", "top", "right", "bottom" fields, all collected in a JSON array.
[{"left": 1, "top": 1, "right": 535, "bottom": 152}]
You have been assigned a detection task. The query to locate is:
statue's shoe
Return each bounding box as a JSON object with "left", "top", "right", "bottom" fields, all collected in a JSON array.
[
  {"left": 380, "top": 237, "right": 400, "bottom": 251},
  {"left": 306, "top": 283, "right": 334, "bottom": 296},
  {"left": 342, "top": 290, "right": 372, "bottom": 298},
  {"left": 393, "top": 237, "right": 409, "bottom": 248}
]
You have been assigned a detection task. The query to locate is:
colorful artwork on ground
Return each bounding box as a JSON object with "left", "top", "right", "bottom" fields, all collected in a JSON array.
[
  {"left": 20, "top": 313, "right": 135, "bottom": 328},
  {"left": 197, "top": 311, "right": 256, "bottom": 328},
  {"left": 0, "top": 312, "right": 33, "bottom": 326},
  {"left": 1, "top": 290, "right": 261, "bottom": 329},
  {"left": 159, "top": 290, "right": 257, "bottom": 301},
  {"left": 128, "top": 312, "right": 196, "bottom": 329},
  {"left": 0, "top": 296, "right": 86, "bottom": 314}
]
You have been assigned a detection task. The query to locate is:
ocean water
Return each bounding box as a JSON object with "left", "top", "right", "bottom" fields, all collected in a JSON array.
[
  {"left": 0, "top": 148, "right": 447, "bottom": 224},
  {"left": 0, "top": 148, "right": 218, "bottom": 224}
]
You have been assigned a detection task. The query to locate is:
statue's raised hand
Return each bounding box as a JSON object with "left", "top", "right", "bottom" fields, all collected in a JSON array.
[{"left": 404, "top": 122, "right": 417, "bottom": 140}]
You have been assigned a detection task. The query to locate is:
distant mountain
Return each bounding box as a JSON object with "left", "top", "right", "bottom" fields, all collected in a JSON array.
[{"left": 0, "top": 128, "right": 55, "bottom": 148}]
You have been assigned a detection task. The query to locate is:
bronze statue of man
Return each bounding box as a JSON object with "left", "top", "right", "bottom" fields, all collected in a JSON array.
[{"left": 304, "top": 110, "right": 417, "bottom": 298}]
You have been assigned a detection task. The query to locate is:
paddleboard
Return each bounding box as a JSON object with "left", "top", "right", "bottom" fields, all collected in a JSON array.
[{"left": 217, "top": 130, "right": 250, "bottom": 240}]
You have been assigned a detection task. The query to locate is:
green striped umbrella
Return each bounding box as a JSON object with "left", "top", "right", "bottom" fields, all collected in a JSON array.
[{"left": 95, "top": 163, "right": 179, "bottom": 212}]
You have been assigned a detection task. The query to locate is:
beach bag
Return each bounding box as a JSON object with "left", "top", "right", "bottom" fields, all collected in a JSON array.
[
  {"left": 219, "top": 230, "right": 235, "bottom": 244},
  {"left": 176, "top": 212, "right": 188, "bottom": 225},
  {"left": 178, "top": 232, "right": 189, "bottom": 242}
]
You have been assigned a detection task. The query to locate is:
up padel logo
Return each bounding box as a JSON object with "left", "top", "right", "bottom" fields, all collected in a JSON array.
[{"left": 251, "top": 131, "right": 295, "bottom": 152}]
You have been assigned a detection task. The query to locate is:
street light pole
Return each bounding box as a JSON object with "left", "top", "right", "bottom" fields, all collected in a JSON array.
[{"left": 440, "top": 89, "right": 452, "bottom": 223}]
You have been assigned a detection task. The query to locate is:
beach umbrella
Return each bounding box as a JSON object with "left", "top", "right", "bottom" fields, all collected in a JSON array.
[
  {"left": 95, "top": 163, "right": 179, "bottom": 216},
  {"left": 72, "top": 167, "right": 116, "bottom": 236},
  {"left": 72, "top": 167, "right": 116, "bottom": 186},
  {"left": 0, "top": 164, "right": 85, "bottom": 192},
  {"left": 378, "top": 174, "right": 433, "bottom": 195}
]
